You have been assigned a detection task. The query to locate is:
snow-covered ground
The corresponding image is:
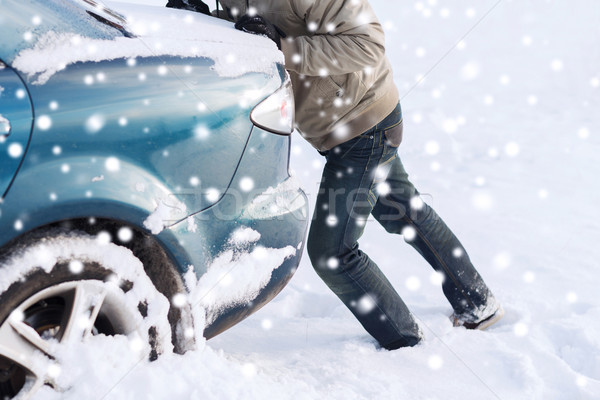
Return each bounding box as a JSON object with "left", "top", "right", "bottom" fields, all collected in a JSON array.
[{"left": 36, "top": 0, "right": 600, "bottom": 399}]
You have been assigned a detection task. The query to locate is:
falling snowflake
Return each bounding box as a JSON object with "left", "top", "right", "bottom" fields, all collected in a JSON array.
[
  {"left": 105, "top": 157, "right": 120, "bottom": 172},
  {"left": 69, "top": 260, "right": 84, "bottom": 274},
  {"left": 46, "top": 364, "right": 62, "bottom": 379},
  {"left": 405, "top": 276, "right": 421, "bottom": 291},
  {"left": 550, "top": 59, "right": 564, "bottom": 72},
  {"left": 327, "top": 257, "right": 339, "bottom": 269},
  {"left": 376, "top": 182, "right": 391, "bottom": 196},
  {"left": 523, "top": 271, "right": 535, "bottom": 283},
  {"left": 171, "top": 293, "right": 187, "bottom": 308},
  {"left": 527, "top": 95, "right": 538, "bottom": 106},
  {"left": 410, "top": 196, "right": 424, "bottom": 210},
  {"left": 94, "top": 231, "right": 111, "bottom": 246},
  {"left": 493, "top": 251, "right": 511, "bottom": 270},
  {"left": 118, "top": 227, "right": 133, "bottom": 242},
  {"left": 576, "top": 376, "right": 588, "bottom": 388},
  {"left": 566, "top": 292, "right": 578, "bottom": 304},
  {"left": 356, "top": 294, "right": 377, "bottom": 314},
  {"left": 442, "top": 119, "right": 458, "bottom": 134},
  {"left": 402, "top": 226, "right": 417, "bottom": 242},
  {"left": 577, "top": 127, "right": 590, "bottom": 139},
  {"left": 239, "top": 177, "right": 255, "bottom": 192},
  {"left": 205, "top": 188, "right": 220, "bottom": 202},
  {"left": 37, "top": 115, "right": 52, "bottom": 130},
  {"left": 291, "top": 54, "right": 302, "bottom": 64},
  {"left": 194, "top": 125, "right": 210, "bottom": 140},
  {"left": 189, "top": 176, "right": 200, "bottom": 187},
  {"left": 429, "top": 271, "right": 445, "bottom": 285},
  {"left": 326, "top": 215, "right": 338, "bottom": 227},
  {"left": 505, "top": 141, "right": 520, "bottom": 157},
  {"left": 488, "top": 147, "right": 499, "bottom": 158},
  {"left": 513, "top": 323, "right": 528, "bottom": 337},
  {"left": 425, "top": 140, "right": 440, "bottom": 155},
  {"left": 7, "top": 143, "right": 23, "bottom": 158},
  {"left": 129, "top": 336, "right": 145, "bottom": 353},
  {"left": 261, "top": 319, "right": 273, "bottom": 330},
  {"left": 471, "top": 191, "right": 493, "bottom": 211},
  {"left": 85, "top": 114, "right": 105, "bottom": 134}
]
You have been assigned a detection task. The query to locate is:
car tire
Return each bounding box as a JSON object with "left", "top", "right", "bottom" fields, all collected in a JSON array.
[{"left": 0, "top": 231, "right": 172, "bottom": 399}]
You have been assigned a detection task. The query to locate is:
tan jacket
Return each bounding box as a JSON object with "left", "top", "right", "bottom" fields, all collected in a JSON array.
[{"left": 217, "top": 0, "right": 399, "bottom": 151}]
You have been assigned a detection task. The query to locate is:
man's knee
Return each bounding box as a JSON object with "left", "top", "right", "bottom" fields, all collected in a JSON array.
[{"left": 307, "top": 234, "right": 334, "bottom": 271}]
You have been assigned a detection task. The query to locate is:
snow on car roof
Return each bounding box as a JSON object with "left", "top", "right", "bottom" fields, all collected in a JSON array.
[{"left": 11, "top": 0, "right": 283, "bottom": 84}]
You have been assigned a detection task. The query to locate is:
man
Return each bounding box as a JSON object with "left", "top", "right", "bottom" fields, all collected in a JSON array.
[{"left": 172, "top": 0, "right": 504, "bottom": 349}]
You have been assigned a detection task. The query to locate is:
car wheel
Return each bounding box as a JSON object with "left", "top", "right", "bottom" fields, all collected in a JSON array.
[{"left": 0, "top": 231, "right": 171, "bottom": 399}]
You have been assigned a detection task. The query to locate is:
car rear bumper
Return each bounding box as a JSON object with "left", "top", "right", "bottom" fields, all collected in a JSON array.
[{"left": 162, "top": 126, "right": 309, "bottom": 339}]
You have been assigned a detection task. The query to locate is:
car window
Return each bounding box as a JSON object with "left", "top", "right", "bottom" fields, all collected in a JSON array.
[{"left": 0, "top": 0, "right": 132, "bottom": 64}]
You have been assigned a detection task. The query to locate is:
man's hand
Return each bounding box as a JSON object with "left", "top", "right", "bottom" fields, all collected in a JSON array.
[
  {"left": 166, "top": 0, "right": 210, "bottom": 16},
  {"left": 234, "top": 15, "right": 286, "bottom": 50}
]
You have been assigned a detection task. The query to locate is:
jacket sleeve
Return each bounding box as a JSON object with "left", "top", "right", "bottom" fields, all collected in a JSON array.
[{"left": 281, "top": 0, "right": 386, "bottom": 76}]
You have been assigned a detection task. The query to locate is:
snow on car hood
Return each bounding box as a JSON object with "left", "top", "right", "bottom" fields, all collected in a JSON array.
[{"left": 12, "top": 1, "right": 283, "bottom": 85}]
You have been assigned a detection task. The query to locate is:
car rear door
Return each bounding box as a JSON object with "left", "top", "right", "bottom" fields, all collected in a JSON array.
[{"left": 0, "top": 61, "right": 33, "bottom": 198}]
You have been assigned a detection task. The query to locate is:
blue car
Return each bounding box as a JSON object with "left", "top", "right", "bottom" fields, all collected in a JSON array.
[{"left": 0, "top": 0, "right": 308, "bottom": 397}]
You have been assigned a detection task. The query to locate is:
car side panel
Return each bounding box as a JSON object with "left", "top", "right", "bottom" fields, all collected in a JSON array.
[{"left": 0, "top": 57, "right": 281, "bottom": 244}]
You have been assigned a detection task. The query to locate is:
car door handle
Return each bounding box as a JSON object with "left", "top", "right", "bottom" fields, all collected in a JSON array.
[{"left": 0, "top": 116, "right": 11, "bottom": 137}]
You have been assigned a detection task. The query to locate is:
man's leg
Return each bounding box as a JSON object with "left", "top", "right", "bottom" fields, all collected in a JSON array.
[
  {"left": 307, "top": 131, "right": 422, "bottom": 349},
  {"left": 371, "top": 156, "right": 500, "bottom": 323}
]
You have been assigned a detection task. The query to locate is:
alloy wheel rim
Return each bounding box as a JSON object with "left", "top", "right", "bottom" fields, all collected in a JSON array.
[{"left": 0, "top": 280, "right": 140, "bottom": 399}]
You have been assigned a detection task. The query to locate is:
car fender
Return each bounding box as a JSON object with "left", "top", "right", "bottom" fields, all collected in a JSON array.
[{"left": 0, "top": 155, "right": 190, "bottom": 246}]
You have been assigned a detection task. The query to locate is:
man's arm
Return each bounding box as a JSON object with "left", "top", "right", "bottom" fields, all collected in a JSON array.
[{"left": 282, "top": 0, "right": 386, "bottom": 76}]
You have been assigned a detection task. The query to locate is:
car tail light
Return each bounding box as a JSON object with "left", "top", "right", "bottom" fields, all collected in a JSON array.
[{"left": 250, "top": 73, "right": 294, "bottom": 135}]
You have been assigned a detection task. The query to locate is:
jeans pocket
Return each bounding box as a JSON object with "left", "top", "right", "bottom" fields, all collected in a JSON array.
[{"left": 383, "top": 120, "right": 403, "bottom": 147}]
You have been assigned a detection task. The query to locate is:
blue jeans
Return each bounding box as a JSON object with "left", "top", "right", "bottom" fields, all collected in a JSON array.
[{"left": 307, "top": 103, "right": 496, "bottom": 349}]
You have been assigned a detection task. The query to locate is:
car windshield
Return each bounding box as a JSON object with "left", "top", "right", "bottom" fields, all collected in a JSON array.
[{"left": 0, "top": 0, "right": 132, "bottom": 63}]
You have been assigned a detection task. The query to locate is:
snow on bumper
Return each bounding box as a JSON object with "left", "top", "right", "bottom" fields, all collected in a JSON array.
[{"left": 165, "top": 176, "right": 309, "bottom": 339}]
